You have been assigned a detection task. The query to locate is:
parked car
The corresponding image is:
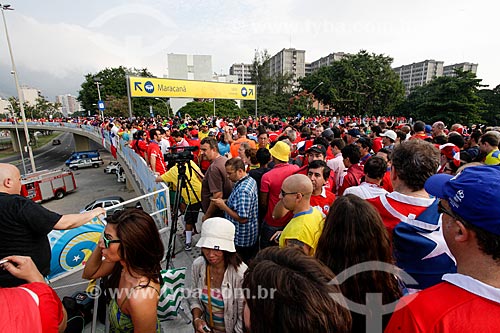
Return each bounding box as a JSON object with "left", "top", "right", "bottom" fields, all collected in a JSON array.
[
  {"left": 104, "top": 161, "right": 120, "bottom": 174},
  {"left": 81, "top": 196, "right": 125, "bottom": 214},
  {"left": 68, "top": 157, "right": 104, "bottom": 170}
]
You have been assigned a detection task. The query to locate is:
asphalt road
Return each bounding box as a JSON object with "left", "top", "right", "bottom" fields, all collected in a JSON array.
[
  {"left": 3, "top": 132, "right": 103, "bottom": 174},
  {"left": 0, "top": 132, "right": 138, "bottom": 215}
]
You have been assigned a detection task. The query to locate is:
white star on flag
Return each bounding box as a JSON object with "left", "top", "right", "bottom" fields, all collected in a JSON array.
[{"left": 418, "top": 227, "right": 456, "bottom": 265}]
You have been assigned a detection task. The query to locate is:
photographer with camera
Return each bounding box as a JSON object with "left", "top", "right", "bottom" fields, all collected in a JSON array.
[{"left": 156, "top": 145, "right": 204, "bottom": 251}]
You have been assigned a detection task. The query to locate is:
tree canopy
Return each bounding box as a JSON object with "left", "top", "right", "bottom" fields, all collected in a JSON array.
[
  {"left": 78, "top": 66, "right": 169, "bottom": 117},
  {"left": 300, "top": 50, "right": 405, "bottom": 116},
  {"left": 398, "top": 70, "right": 487, "bottom": 125},
  {"left": 7, "top": 96, "right": 61, "bottom": 119},
  {"left": 178, "top": 99, "right": 245, "bottom": 119},
  {"left": 477, "top": 84, "right": 500, "bottom": 126},
  {"left": 242, "top": 49, "right": 294, "bottom": 117}
]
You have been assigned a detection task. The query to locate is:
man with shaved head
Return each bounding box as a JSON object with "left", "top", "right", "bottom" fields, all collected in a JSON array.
[
  {"left": 273, "top": 174, "right": 324, "bottom": 256},
  {"left": 0, "top": 163, "right": 105, "bottom": 287}
]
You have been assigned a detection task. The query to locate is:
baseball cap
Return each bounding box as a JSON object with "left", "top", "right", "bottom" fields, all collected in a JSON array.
[
  {"left": 269, "top": 141, "right": 291, "bottom": 162},
  {"left": 196, "top": 217, "right": 236, "bottom": 252},
  {"left": 347, "top": 129, "right": 361, "bottom": 138},
  {"left": 380, "top": 130, "right": 397, "bottom": 141},
  {"left": 190, "top": 129, "right": 198, "bottom": 136},
  {"left": 306, "top": 144, "right": 326, "bottom": 156},
  {"left": 424, "top": 165, "right": 500, "bottom": 235}
]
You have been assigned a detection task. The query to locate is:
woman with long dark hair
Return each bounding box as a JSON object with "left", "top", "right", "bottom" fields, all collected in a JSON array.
[
  {"left": 243, "top": 247, "right": 352, "bottom": 333},
  {"left": 83, "top": 209, "right": 164, "bottom": 332},
  {"left": 315, "top": 195, "right": 402, "bottom": 333}
]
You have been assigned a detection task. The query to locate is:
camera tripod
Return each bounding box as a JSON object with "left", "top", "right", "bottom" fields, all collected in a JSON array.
[{"left": 164, "top": 159, "right": 204, "bottom": 269}]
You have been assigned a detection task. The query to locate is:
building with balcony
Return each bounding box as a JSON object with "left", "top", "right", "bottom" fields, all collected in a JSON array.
[
  {"left": 268, "top": 48, "right": 306, "bottom": 91},
  {"left": 56, "top": 94, "right": 80, "bottom": 117},
  {"left": 20, "top": 86, "right": 42, "bottom": 106},
  {"left": 309, "top": 52, "right": 350, "bottom": 73},
  {"left": 393, "top": 60, "right": 444, "bottom": 94},
  {"left": 229, "top": 63, "right": 253, "bottom": 84},
  {"left": 443, "top": 62, "right": 478, "bottom": 77}
]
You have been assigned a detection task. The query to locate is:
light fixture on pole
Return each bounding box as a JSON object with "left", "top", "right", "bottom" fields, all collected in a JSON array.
[
  {"left": 1, "top": 3, "right": 36, "bottom": 172},
  {"left": 310, "top": 81, "right": 324, "bottom": 115},
  {"left": 154, "top": 97, "right": 170, "bottom": 118},
  {"left": 93, "top": 77, "right": 104, "bottom": 119}
]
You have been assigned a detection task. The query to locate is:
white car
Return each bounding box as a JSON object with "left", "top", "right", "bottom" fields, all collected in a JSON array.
[
  {"left": 80, "top": 196, "right": 125, "bottom": 214},
  {"left": 104, "top": 161, "right": 120, "bottom": 174},
  {"left": 68, "top": 157, "right": 104, "bottom": 170}
]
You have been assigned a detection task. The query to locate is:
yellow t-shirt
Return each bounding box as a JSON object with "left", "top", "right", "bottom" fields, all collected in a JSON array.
[
  {"left": 279, "top": 207, "right": 324, "bottom": 255},
  {"left": 160, "top": 160, "right": 202, "bottom": 204},
  {"left": 198, "top": 131, "right": 209, "bottom": 141},
  {"left": 485, "top": 150, "right": 500, "bottom": 165}
]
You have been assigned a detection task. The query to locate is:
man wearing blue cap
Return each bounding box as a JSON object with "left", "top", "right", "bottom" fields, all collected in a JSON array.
[{"left": 386, "top": 165, "right": 500, "bottom": 332}]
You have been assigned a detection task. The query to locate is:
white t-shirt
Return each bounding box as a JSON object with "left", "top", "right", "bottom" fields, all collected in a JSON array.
[{"left": 343, "top": 182, "right": 388, "bottom": 199}]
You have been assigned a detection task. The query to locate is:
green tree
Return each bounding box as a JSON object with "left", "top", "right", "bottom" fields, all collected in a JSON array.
[
  {"left": 300, "top": 50, "right": 405, "bottom": 116},
  {"left": 78, "top": 66, "right": 161, "bottom": 117},
  {"left": 399, "top": 70, "right": 487, "bottom": 125},
  {"left": 477, "top": 84, "right": 500, "bottom": 126},
  {"left": 242, "top": 49, "right": 293, "bottom": 117},
  {"left": 6, "top": 96, "right": 60, "bottom": 119},
  {"left": 178, "top": 99, "right": 246, "bottom": 119}
]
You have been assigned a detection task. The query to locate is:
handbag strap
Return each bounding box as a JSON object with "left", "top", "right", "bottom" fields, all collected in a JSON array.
[{"left": 206, "top": 265, "right": 214, "bottom": 328}]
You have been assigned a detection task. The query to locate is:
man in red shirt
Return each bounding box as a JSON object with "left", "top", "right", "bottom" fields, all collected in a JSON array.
[
  {"left": 295, "top": 144, "right": 336, "bottom": 193},
  {"left": 307, "top": 160, "right": 336, "bottom": 216},
  {"left": 147, "top": 128, "right": 167, "bottom": 175},
  {"left": 368, "top": 140, "right": 456, "bottom": 291},
  {"left": 338, "top": 144, "right": 364, "bottom": 196},
  {"left": 386, "top": 165, "right": 500, "bottom": 332},
  {"left": 260, "top": 141, "right": 299, "bottom": 249},
  {"left": 410, "top": 120, "right": 429, "bottom": 140}
]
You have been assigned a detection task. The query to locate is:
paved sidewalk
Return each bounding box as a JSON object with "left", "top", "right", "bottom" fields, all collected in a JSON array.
[{"left": 52, "top": 217, "right": 202, "bottom": 333}]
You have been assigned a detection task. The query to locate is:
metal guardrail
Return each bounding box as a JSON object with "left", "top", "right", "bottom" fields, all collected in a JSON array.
[{"left": 0, "top": 121, "right": 171, "bottom": 228}]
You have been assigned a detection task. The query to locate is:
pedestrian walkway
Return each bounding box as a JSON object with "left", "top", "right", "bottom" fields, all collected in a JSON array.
[{"left": 51, "top": 217, "right": 202, "bottom": 333}]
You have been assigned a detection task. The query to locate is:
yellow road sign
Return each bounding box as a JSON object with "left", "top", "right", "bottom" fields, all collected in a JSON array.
[{"left": 129, "top": 76, "right": 256, "bottom": 100}]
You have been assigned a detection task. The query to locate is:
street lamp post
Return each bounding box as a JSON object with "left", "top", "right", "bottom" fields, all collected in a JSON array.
[
  {"left": 154, "top": 97, "right": 170, "bottom": 118},
  {"left": 93, "top": 77, "right": 104, "bottom": 119},
  {"left": 310, "top": 81, "right": 324, "bottom": 115},
  {"left": 1, "top": 3, "right": 36, "bottom": 172}
]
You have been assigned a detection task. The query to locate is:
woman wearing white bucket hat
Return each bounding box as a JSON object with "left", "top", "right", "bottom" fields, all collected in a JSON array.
[{"left": 189, "top": 217, "right": 247, "bottom": 333}]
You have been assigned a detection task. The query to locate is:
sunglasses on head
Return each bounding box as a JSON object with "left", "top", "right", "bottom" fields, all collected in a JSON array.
[{"left": 102, "top": 233, "right": 121, "bottom": 248}]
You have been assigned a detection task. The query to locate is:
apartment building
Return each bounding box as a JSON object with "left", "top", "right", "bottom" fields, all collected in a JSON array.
[
  {"left": 229, "top": 63, "right": 253, "bottom": 84},
  {"left": 310, "top": 52, "right": 350, "bottom": 73},
  {"left": 393, "top": 60, "right": 444, "bottom": 94},
  {"left": 268, "top": 48, "right": 306, "bottom": 91},
  {"left": 443, "top": 62, "right": 478, "bottom": 77},
  {"left": 165, "top": 53, "right": 213, "bottom": 112},
  {"left": 56, "top": 94, "right": 80, "bottom": 117}
]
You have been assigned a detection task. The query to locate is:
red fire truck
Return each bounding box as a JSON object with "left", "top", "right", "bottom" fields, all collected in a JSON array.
[{"left": 21, "top": 169, "right": 77, "bottom": 203}]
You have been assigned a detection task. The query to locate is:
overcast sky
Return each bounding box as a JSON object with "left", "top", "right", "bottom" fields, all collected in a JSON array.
[{"left": 0, "top": 0, "right": 498, "bottom": 101}]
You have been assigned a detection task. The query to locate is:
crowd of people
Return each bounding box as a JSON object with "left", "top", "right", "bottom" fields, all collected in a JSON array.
[{"left": 2, "top": 113, "right": 500, "bottom": 332}]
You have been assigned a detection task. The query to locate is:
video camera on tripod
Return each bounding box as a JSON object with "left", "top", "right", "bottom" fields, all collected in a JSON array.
[{"left": 164, "top": 146, "right": 198, "bottom": 167}]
